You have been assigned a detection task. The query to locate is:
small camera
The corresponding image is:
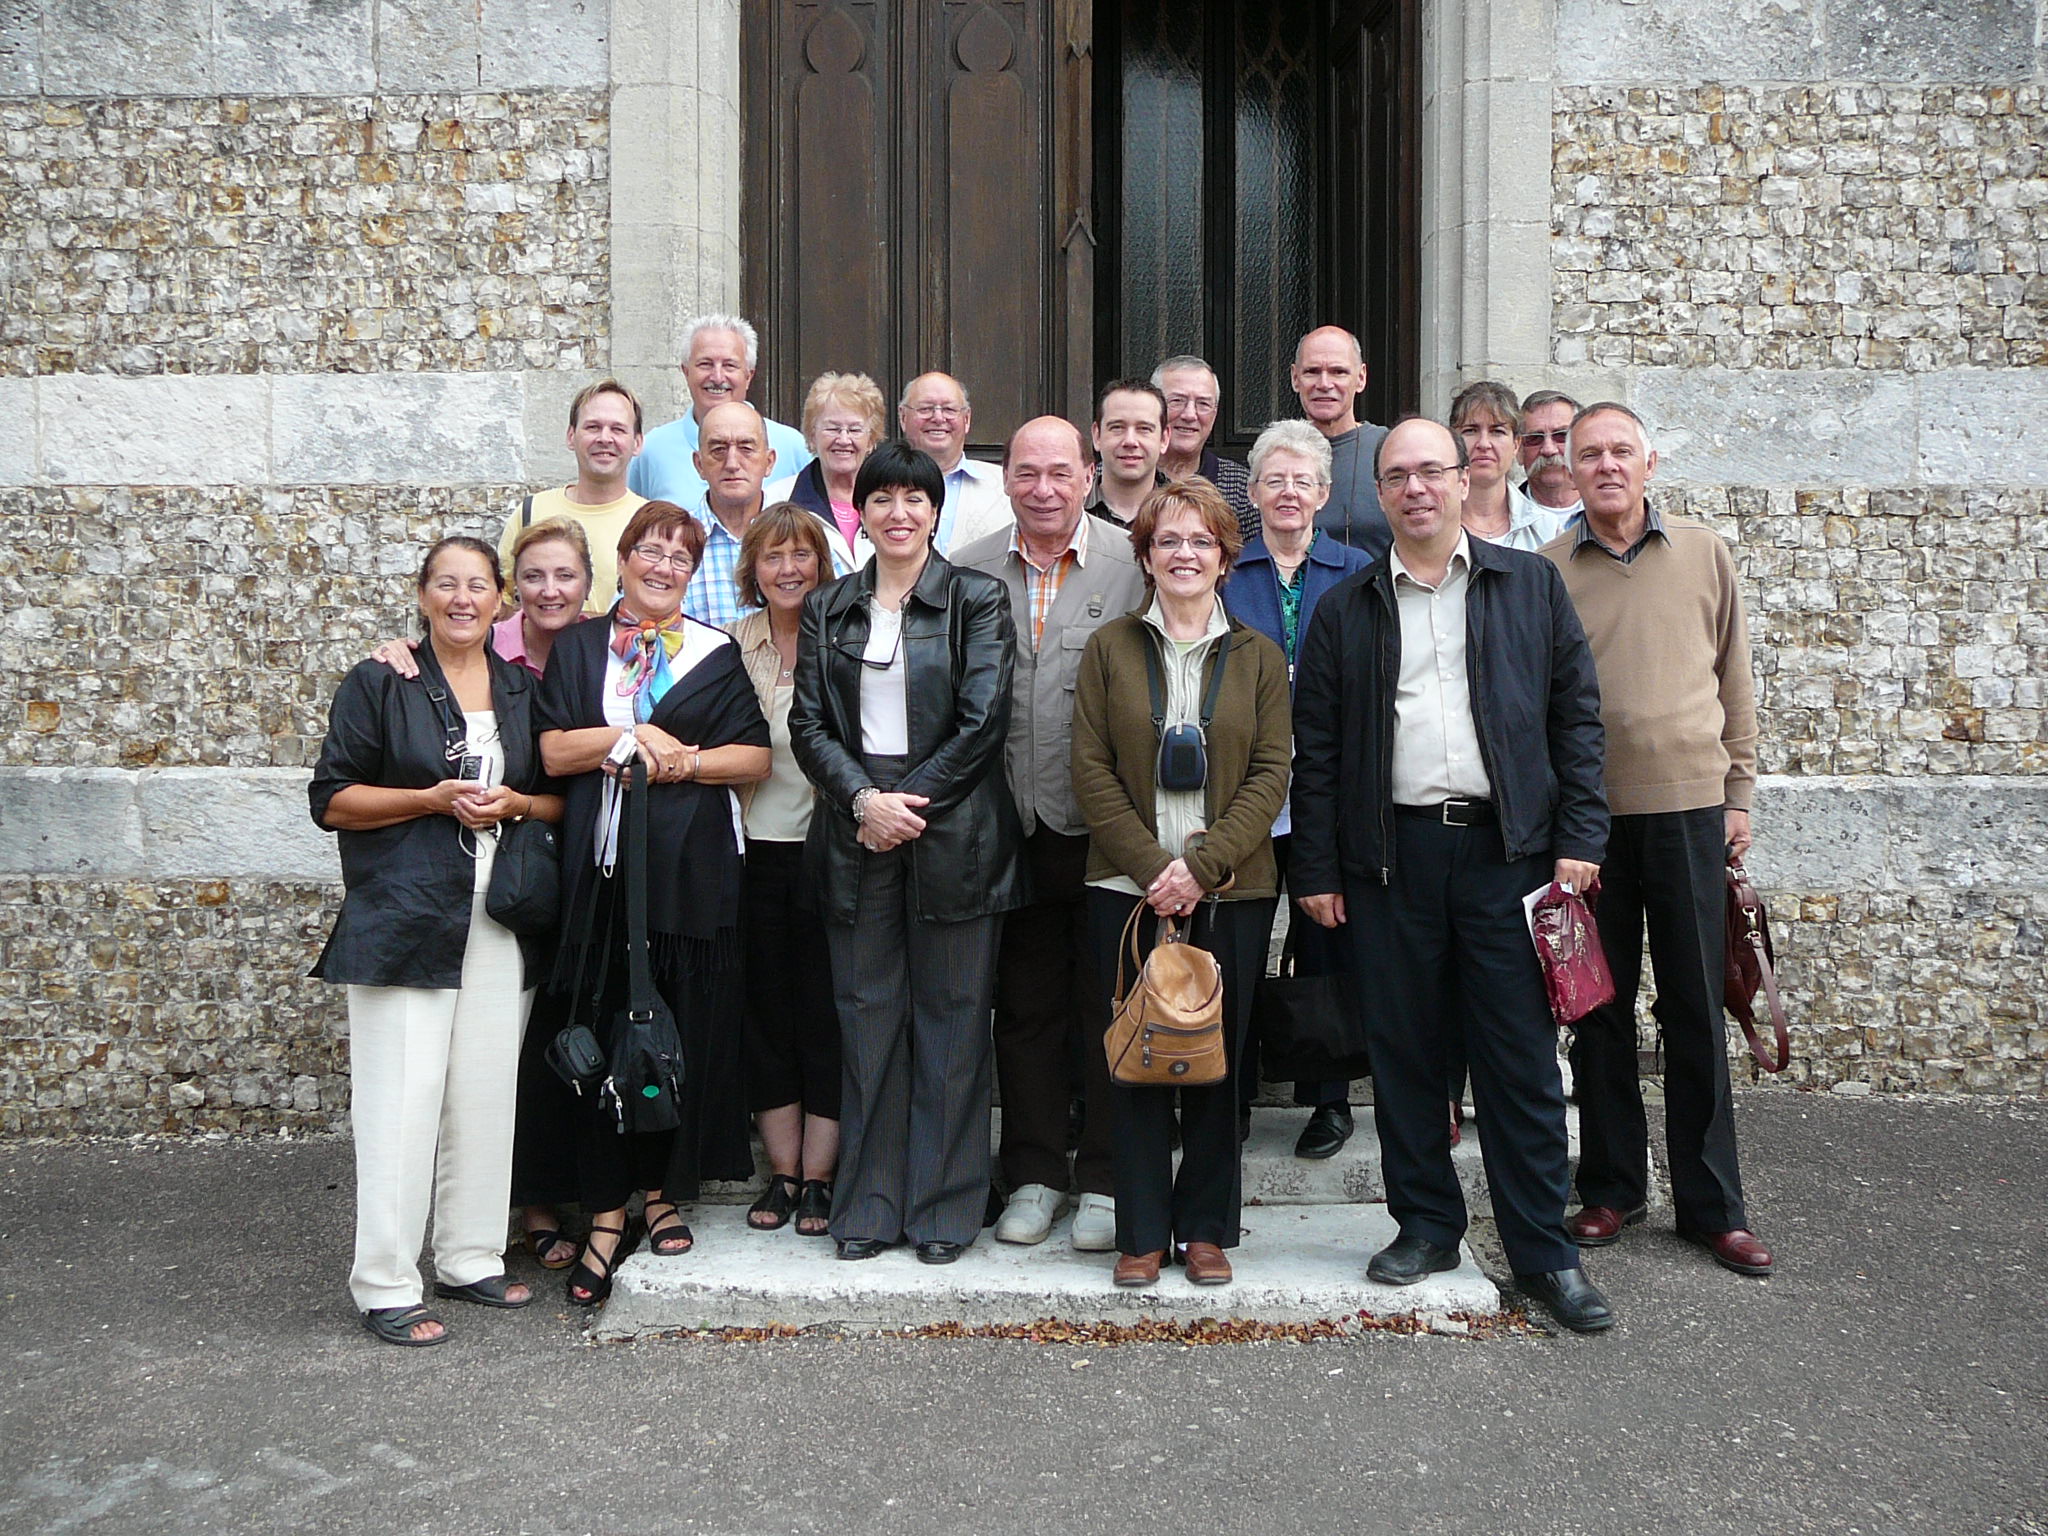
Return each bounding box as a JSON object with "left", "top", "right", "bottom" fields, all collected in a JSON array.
[{"left": 455, "top": 754, "right": 485, "bottom": 782}]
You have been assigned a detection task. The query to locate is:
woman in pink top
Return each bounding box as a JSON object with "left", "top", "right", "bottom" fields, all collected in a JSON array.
[
  {"left": 491, "top": 518, "right": 596, "bottom": 677},
  {"left": 763, "top": 371, "right": 884, "bottom": 561}
]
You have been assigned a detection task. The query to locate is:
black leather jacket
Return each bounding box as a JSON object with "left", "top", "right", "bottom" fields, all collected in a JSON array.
[
  {"left": 790, "top": 551, "right": 1027, "bottom": 924},
  {"left": 1290, "top": 538, "right": 1608, "bottom": 895}
]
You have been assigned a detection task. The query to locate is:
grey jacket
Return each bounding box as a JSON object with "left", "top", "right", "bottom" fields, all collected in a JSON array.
[{"left": 953, "top": 518, "right": 1149, "bottom": 837}]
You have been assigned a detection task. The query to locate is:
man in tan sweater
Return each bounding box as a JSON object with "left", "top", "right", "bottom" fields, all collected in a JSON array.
[{"left": 1541, "top": 402, "right": 1773, "bottom": 1279}]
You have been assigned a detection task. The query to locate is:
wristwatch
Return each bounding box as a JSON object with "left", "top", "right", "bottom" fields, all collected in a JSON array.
[{"left": 851, "top": 786, "right": 880, "bottom": 824}]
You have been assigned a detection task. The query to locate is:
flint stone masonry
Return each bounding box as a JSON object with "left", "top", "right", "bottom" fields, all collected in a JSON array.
[
  {"left": 1, "top": 93, "right": 610, "bottom": 378},
  {"left": 1552, "top": 84, "right": 2048, "bottom": 373},
  {"left": 0, "top": 482, "right": 516, "bottom": 768},
  {"left": 22, "top": 0, "right": 608, "bottom": 97}
]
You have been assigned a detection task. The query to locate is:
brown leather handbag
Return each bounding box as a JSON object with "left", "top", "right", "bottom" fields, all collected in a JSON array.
[
  {"left": 1724, "top": 859, "right": 1791, "bottom": 1073},
  {"left": 1104, "top": 902, "right": 1227, "bottom": 1087}
]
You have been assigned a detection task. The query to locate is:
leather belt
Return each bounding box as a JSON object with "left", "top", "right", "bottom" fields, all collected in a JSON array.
[{"left": 1393, "top": 799, "right": 1496, "bottom": 827}]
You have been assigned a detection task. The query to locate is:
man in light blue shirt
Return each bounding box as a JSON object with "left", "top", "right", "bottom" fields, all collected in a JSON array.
[
  {"left": 897, "top": 371, "right": 1011, "bottom": 553},
  {"left": 629, "top": 314, "right": 811, "bottom": 510}
]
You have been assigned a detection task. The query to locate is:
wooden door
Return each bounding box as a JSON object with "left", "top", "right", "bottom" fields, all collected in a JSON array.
[{"left": 743, "top": 1, "right": 1093, "bottom": 456}]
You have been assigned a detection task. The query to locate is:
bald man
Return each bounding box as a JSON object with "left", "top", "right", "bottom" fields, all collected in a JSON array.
[
  {"left": 1290, "top": 416, "right": 1614, "bottom": 1334},
  {"left": 1290, "top": 325, "right": 1391, "bottom": 562}
]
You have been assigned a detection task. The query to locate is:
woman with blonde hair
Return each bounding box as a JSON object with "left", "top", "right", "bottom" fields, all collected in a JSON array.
[{"left": 764, "top": 371, "right": 886, "bottom": 566}]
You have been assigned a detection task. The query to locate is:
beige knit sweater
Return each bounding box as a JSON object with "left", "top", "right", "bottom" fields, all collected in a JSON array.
[{"left": 1541, "top": 514, "right": 1757, "bottom": 815}]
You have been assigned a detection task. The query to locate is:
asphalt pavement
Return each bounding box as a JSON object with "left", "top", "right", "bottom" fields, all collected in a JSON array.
[{"left": 1, "top": 1090, "right": 2043, "bottom": 1535}]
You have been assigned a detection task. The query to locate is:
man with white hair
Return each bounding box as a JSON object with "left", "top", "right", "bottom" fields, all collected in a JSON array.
[
  {"left": 897, "top": 371, "right": 1010, "bottom": 552},
  {"left": 1541, "top": 401, "right": 1772, "bottom": 1281},
  {"left": 629, "top": 314, "right": 812, "bottom": 510},
  {"left": 1151, "top": 354, "right": 1256, "bottom": 539}
]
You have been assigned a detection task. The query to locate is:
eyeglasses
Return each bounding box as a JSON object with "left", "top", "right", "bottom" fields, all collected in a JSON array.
[
  {"left": 1519, "top": 429, "right": 1570, "bottom": 449},
  {"left": 631, "top": 545, "right": 696, "bottom": 572},
  {"left": 1254, "top": 473, "right": 1320, "bottom": 494},
  {"left": 1374, "top": 466, "right": 1458, "bottom": 493},
  {"left": 1151, "top": 535, "right": 1220, "bottom": 553},
  {"left": 908, "top": 404, "right": 965, "bottom": 421},
  {"left": 1164, "top": 394, "right": 1218, "bottom": 414}
]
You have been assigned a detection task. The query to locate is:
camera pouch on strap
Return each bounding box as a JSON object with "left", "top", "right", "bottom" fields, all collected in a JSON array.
[
  {"left": 1146, "top": 627, "right": 1229, "bottom": 794},
  {"left": 596, "top": 758, "right": 686, "bottom": 1135}
]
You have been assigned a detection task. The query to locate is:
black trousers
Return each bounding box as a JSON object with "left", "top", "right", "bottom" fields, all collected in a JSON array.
[
  {"left": 741, "top": 838, "right": 842, "bottom": 1119},
  {"left": 826, "top": 845, "right": 1002, "bottom": 1247},
  {"left": 1091, "top": 888, "right": 1275, "bottom": 1256},
  {"left": 1571, "top": 806, "right": 1747, "bottom": 1231},
  {"left": 1243, "top": 834, "right": 1352, "bottom": 1111},
  {"left": 1342, "top": 816, "right": 1576, "bottom": 1275},
  {"left": 993, "top": 828, "right": 1115, "bottom": 1195}
]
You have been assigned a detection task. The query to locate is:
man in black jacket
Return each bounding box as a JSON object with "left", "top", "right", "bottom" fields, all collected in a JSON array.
[{"left": 1290, "top": 417, "right": 1616, "bottom": 1333}]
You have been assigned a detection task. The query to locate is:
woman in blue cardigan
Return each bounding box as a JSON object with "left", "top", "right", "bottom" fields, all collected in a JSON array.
[{"left": 1222, "top": 419, "right": 1374, "bottom": 1159}]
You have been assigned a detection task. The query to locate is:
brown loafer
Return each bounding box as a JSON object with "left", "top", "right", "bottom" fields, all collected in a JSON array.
[
  {"left": 1113, "top": 1250, "right": 1163, "bottom": 1288},
  {"left": 1179, "top": 1241, "right": 1232, "bottom": 1285},
  {"left": 1681, "top": 1226, "right": 1774, "bottom": 1277},
  {"left": 1567, "top": 1204, "right": 1648, "bottom": 1245}
]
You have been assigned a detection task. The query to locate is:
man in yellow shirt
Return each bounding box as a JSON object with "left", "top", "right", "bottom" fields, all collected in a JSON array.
[{"left": 497, "top": 379, "right": 648, "bottom": 615}]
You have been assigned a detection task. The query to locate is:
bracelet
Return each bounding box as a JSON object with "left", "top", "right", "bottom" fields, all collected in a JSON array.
[
  {"left": 851, "top": 786, "right": 880, "bottom": 824},
  {"left": 690, "top": 751, "right": 701, "bottom": 780}
]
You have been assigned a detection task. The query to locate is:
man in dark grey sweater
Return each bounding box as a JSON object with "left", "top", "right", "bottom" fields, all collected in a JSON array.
[{"left": 1294, "top": 325, "right": 1390, "bottom": 562}]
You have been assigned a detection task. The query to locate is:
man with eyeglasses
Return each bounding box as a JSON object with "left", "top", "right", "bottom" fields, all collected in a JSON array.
[
  {"left": 897, "top": 372, "right": 1011, "bottom": 553},
  {"left": 1291, "top": 416, "right": 1616, "bottom": 1333},
  {"left": 680, "top": 401, "right": 782, "bottom": 629},
  {"left": 1291, "top": 325, "right": 1391, "bottom": 562},
  {"left": 1151, "top": 355, "right": 1256, "bottom": 540},
  {"left": 1516, "top": 390, "right": 1583, "bottom": 521},
  {"left": 629, "top": 314, "right": 812, "bottom": 512},
  {"left": 1085, "top": 379, "right": 1169, "bottom": 528},
  {"left": 953, "top": 417, "right": 1148, "bottom": 1254},
  {"left": 1541, "top": 402, "right": 1773, "bottom": 1282}
]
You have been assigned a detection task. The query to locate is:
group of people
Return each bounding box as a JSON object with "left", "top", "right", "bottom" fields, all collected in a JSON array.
[{"left": 311, "top": 312, "right": 1770, "bottom": 1346}]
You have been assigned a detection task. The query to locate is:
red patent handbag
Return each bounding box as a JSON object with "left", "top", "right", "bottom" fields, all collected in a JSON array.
[{"left": 1530, "top": 881, "right": 1616, "bottom": 1028}]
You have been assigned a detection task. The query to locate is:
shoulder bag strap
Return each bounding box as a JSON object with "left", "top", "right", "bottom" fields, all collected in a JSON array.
[
  {"left": 519, "top": 493, "right": 535, "bottom": 531},
  {"left": 623, "top": 757, "right": 659, "bottom": 1017},
  {"left": 1142, "top": 630, "right": 1166, "bottom": 737},
  {"left": 1197, "top": 627, "right": 1229, "bottom": 729}
]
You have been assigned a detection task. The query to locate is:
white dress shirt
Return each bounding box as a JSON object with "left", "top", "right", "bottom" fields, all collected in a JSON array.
[{"left": 1389, "top": 534, "right": 1493, "bottom": 805}]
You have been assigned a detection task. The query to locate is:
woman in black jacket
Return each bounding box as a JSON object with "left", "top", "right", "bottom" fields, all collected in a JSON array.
[
  {"left": 536, "top": 500, "right": 772, "bottom": 1305},
  {"left": 310, "top": 536, "right": 565, "bottom": 1348},
  {"left": 789, "top": 440, "right": 1026, "bottom": 1264}
]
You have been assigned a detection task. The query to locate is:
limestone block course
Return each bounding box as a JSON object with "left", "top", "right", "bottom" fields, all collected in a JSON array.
[
  {"left": 39, "top": 374, "right": 269, "bottom": 485},
  {"left": 272, "top": 372, "right": 525, "bottom": 483},
  {"left": 0, "top": 377, "right": 35, "bottom": 480},
  {"left": 0, "top": 91, "right": 610, "bottom": 377}
]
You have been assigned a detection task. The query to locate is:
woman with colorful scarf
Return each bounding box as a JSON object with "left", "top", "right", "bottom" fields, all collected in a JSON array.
[{"left": 534, "top": 500, "right": 772, "bottom": 1305}]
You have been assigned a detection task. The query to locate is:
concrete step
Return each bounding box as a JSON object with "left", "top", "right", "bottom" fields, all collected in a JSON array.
[
  {"left": 594, "top": 1201, "right": 1499, "bottom": 1340},
  {"left": 698, "top": 1104, "right": 1581, "bottom": 1211}
]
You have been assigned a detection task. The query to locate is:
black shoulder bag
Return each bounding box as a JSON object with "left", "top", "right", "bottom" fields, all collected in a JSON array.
[
  {"left": 1145, "top": 627, "right": 1229, "bottom": 793},
  {"left": 420, "top": 666, "right": 560, "bottom": 936},
  {"left": 596, "top": 759, "right": 686, "bottom": 1136}
]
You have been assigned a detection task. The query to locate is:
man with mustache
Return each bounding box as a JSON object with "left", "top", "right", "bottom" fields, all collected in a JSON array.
[
  {"left": 1516, "top": 390, "right": 1583, "bottom": 522},
  {"left": 630, "top": 315, "right": 812, "bottom": 513}
]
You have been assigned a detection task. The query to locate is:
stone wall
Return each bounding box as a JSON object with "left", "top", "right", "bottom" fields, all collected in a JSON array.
[{"left": 1540, "top": 0, "right": 2047, "bottom": 1100}]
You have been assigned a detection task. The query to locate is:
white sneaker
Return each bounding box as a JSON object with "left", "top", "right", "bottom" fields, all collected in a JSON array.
[
  {"left": 1070, "top": 1192, "right": 1116, "bottom": 1252},
  {"left": 994, "top": 1183, "right": 1068, "bottom": 1244}
]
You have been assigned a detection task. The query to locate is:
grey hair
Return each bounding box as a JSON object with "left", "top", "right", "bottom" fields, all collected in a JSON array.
[
  {"left": 898, "top": 371, "right": 973, "bottom": 412},
  {"left": 1567, "top": 400, "right": 1656, "bottom": 460},
  {"left": 1247, "top": 419, "right": 1334, "bottom": 485},
  {"left": 684, "top": 314, "right": 760, "bottom": 370},
  {"left": 1149, "top": 354, "right": 1219, "bottom": 392}
]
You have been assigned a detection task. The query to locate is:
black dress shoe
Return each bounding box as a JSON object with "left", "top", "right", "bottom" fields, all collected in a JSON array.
[
  {"left": 835, "top": 1238, "right": 890, "bottom": 1261},
  {"left": 1294, "top": 1103, "right": 1355, "bottom": 1160},
  {"left": 1516, "top": 1267, "right": 1616, "bottom": 1333},
  {"left": 915, "top": 1241, "right": 964, "bottom": 1265},
  {"left": 1366, "top": 1233, "right": 1461, "bottom": 1286}
]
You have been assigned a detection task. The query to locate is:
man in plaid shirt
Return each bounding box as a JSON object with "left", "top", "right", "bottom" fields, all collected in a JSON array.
[{"left": 682, "top": 402, "right": 780, "bottom": 630}]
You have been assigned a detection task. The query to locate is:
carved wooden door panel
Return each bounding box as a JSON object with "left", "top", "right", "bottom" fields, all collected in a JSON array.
[{"left": 743, "top": 1, "right": 1092, "bottom": 455}]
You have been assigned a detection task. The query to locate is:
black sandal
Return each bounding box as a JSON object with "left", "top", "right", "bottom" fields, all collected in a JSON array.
[
  {"left": 794, "top": 1179, "right": 833, "bottom": 1237},
  {"left": 523, "top": 1223, "right": 577, "bottom": 1271},
  {"left": 748, "top": 1174, "right": 801, "bottom": 1232},
  {"left": 566, "top": 1221, "right": 636, "bottom": 1307},
  {"left": 434, "top": 1273, "right": 534, "bottom": 1309},
  {"left": 361, "top": 1303, "right": 449, "bottom": 1347},
  {"left": 644, "top": 1199, "right": 695, "bottom": 1256}
]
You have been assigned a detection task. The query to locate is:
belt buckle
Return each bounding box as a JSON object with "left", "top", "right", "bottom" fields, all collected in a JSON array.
[{"left": 1441, "top": 799, "right": 1475, "bottom": 827}]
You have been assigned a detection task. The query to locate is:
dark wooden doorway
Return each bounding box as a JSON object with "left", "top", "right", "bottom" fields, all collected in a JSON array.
[
  {"left": 1094, "top": 0, "right": 1419, "bottom": 454},
  {"left": 741, "top": 1, "right": 1418, "bottom": 458}
]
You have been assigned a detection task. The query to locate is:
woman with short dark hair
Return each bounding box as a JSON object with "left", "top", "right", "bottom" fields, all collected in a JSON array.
[
  {"left": 310, "top": 536, "right": 566, "bottom": 1346},
  {"left": 789, "top": 440, "right": 1026, "bottom": 1265},
  {"left": 536, "top": 500, "right": 772, "bottom": 1305}
]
